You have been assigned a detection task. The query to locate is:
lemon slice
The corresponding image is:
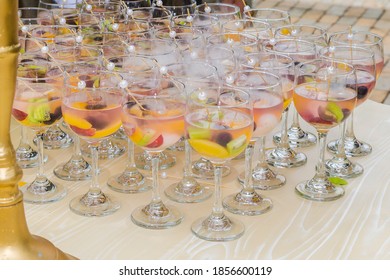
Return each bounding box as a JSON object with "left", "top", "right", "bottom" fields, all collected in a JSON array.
[{"left": 63, "top": 114, "right": 92, "bottom": 130}]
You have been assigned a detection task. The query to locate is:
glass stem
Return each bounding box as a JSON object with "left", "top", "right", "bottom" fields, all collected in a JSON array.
[
  {"left": 19, "top": 125, "right": 30, "bottom": 148},
  {"left": 212, "top": 163, "right": 224, "bottom": 218},
  {"left": 243, "top": 142, "right": 255, "bottom": 193},
  {"left": 279, "top": 108, "right": 289, "bottom": 149},
  {"left": 90, "top": 144, "right": 101, "bottom": 195},
  {"left": 151, "top": 152, "right": 162, "bottom": 204},
  {"left": 36, "top": 132, "right": 46, "bottom": 182},
  {"left": 124, "top": 138, "right": 137, "bottom": 172},
  {"left": 257, "top": 136, "right": 268, "bottom": 169},
  {"left": 183, "top": 139, "right": 192, "bottom": 178},
  {"left": 336, "top": 121, "right": 347, "bottom": 158},
  {"left": 345, "top": 110, "right": 355, "bottom": 140},
  {"left": 291, "top": 108, "right": 300, "bottom": 129},
  {"left": 314, "top": 132, "right": 328, "bottom": 181}
]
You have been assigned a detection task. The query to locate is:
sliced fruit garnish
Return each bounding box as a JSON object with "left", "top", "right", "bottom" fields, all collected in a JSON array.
[
  {"left": 12, "top": 108, "right": 28, "bottom": 121},
  {"left": 72, "top": 101, "right": 87, "bottom": 109},
  {"left": 92, "top": 122, "right": 121, "bottom": 138},
  {"left": 146, "top": 134, "right": 163, "bottom": 148},
  {"left": 70, "top": 125, "right": 96, "bottom": 137},
  {"left": 188, "top": 127, "right": 211, "bottom": 140},
  {"left": 128, "top": 104, "right": 143, "bottom": 117},
  {"left": 135, "top": 128, "right": 158, "bottom": 146},
  {"left": 63, "top": 114, "right": 92, "bottom": 130},
  {"left": 280, "top": 27, "right": 291, "bottom": 35},
  {"left": 226, "top": 135, "right": 247, "bottom": 156},
  {"left": 329, "top": 177, "right": 348, "bottom": 185},
  {"left": 326, "top": 102, "right": 344, "bottom": 122},
  {"left": 28, "top": 104, "right": 50, "bottom": 124},
  {"left": 188, "top": 139, "right": 229, "bottom": 158},
  {"left": 215, "top": 132, "right": 232, "bottom": 147}
]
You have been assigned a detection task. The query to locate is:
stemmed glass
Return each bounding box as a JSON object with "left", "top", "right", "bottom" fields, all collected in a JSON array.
[
  {"left": 162, "top": 61, "right": 219, "bottom": 203},
  {"left": 187, "top": 86, "right": 253, "bottom": 241},
  {"left": 264, "top": 38, "right": 318, "bottom": 147},
  {"left": 123, "top": 78, "right": 186, "bottom": 229},
  {"left": 221, "top": 19, "right": 272, "bottom": 42},
  {"left": 53, "top": 61, "right": 103, "bottom": 181},
  {"left": 319, "top": 46, "right": 376, "bottom": 178},
  {"left": 156, "top": 0, "right": 197, "bottom": 16},
  {"left": 294, "top": 59, "right": 357, "bottom": 201},
  {"left": 104, "top": 55, "right": 159, "bottom": 193},
  {"left": 223, "top": 71, "right": 282, "bottom": 215},
  {"left": 130, "top": 6, "right": 172, "bottom": 30},
  {"left": 13, "top": 62, "right": 66, "bottom": 203},
  {"left": 241, "top": 52, "right": 306, "bottom": 169},
  {"left": 196, "top": 3, "right": 240, "bottom": 26},
  {"left": 62, "top": 71, "right": 123, "bottom": 216},
  {"left": 327, "top": 31, "right": 384, "bottom": 157},
  {"left": 231, "top": 69, "right": 286, "bottom": 190},
  {"left": 243, "top": 8, "right": 291, "bottom": 31},
  {"left": 128, "top": 38, "right": 182, "bottom": 170}
]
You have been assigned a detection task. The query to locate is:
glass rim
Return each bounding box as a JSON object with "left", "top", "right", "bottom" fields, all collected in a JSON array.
[
  {"left": 196, "top": 2, "right": 241, "bottom": 14},
  {"left": 329, "top": 30, "right": 383, "bottom": 46},
  {"left": 319, "top": 45, "right": 375, "bottom": 63},
  {"left": 17, "top": 63, "right": 64, "bottom": 80},
  {"left": 243, "top": 8, "right": 291, "bottom": 20},
  {"left": 274, "top": 24, "right": 327, "bottom": 38},
  {"left": 242, "top": 52, "right": 295, "bottom": 70},
  {"left": 229, "top": 69, "right": 281, "bottom": 90},
  {"left": 295, "top": 58, "right": 356, "bottom": 78},
  {"left": 164, "top": 61, "right": 218, "bottom": 79},
  {"left": 264, "top": 38, "right": 317, "bottom": 54}
]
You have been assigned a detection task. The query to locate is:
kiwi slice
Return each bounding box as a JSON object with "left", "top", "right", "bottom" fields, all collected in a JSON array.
[
  {"left": 226, "top": 135, "right": 247, "bottom": 156},
  {"left": 188, "top": 127, "right": 211, "bottom": 140}
]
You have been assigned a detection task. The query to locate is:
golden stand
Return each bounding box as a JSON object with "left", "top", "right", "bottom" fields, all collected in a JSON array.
[{"left": 0, "top": 0, "right": 76, "bottom": 260}]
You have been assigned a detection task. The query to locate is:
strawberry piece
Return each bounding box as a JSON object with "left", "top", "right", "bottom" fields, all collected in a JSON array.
[
  {"left": 12, "top": 109, "right": 28, "bottom": 121},
  {"left": 146, "top": 134, "right": 163, "bottom": 148},
  {"left": 70, "top": 125, "right": 96, "bottom": 137}
]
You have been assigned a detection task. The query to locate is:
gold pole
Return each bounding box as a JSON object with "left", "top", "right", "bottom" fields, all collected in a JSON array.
[{"left": 0, "top": 0, "right": 76, "bottom": 260}]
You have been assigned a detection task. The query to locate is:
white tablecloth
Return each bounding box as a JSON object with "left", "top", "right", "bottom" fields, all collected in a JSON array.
[{"left": 10, "top": 100, "right": 390, "bottom": 260}]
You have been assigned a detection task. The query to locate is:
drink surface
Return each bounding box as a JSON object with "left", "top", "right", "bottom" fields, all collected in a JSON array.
[{"left": 355, "top": 70, "right": 376, "bottom": 106}]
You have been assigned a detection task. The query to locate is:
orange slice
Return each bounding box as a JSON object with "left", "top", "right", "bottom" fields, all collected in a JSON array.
[{"left": 188, "top": 139, "right": 229, "bottom": 158}]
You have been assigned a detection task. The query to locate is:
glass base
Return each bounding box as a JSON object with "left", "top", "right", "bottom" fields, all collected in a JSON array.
[
  {"left": 107, "top": 170, "right": 152, "bottom": 193},
  {"left": 164, "top": 177, "right": 212, "bottom": 203},
  {"left": 295, "top": 178, "right": 345, "bottom": 201},
  {"left": 16, "top": 146, "right": 48, "bottom": 169},
  {"left": 81, "top": 139, "right": 126, "bottom": 159},
  {"left": 273, "top": 127, "right": 317, "bottom": 148},
  {"left": 223, "top": 191, "right": 272, "bottom": 216},
  {"left": 21, "top": 177, "right": 66, "bottom": 204},
  {"left": 325, "top": 157, "right": 364, "bottom": 179},
  {"left": 53, "top": 157, "right": 92, "bottom": 181},
  {"left": 191, "top": 214, "right": 245, "bottom": 242},
  {"left": 131, "top": 201, "right": 183, "bottom": 229},
  {"left": 327, "top": 138, "right": 372, "bottom": 157},
  {"left": 112, "top": 126, "right": 127, "bottom": 140},
  {"left": 266, "top": 147, "right": 307, "bottom": 168},
  {"left": 33, "top": 127, "right": 73, "bottom": 150},
  {"left": 191, "top": 158, "right": 231, "bottom": 180},
  {"left": 69, "top": 191, "right": 120, "bottom": 217},
  {"left": 135, "top": 151, "right": 176, "bottom": 170},
  {"left": 239, "top": 166, "right": 286, "bottom": 190},
  {"left": 166, "top": 137, "right": 185, "bottom": 152}
]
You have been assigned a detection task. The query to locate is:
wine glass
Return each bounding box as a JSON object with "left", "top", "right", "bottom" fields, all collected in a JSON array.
[
  {"left": 123, "top": 78, "right": 186, "bottom": 228},
  {"left": 104, "top": 54, "right": 159, "bottom": 193},
  {"left": 223, "top": 71, "right": 282, "bottom": 215},
  {"left": 53, "top": 61, "right": 103, "bottom": 181},
  {"left": 327, "top": 31, "right": 384, "bottom": 157},
  {"left": 18, "top": 7, "right": 55, "bottom": 33},
  {"left": 221, "top": 19, "right": 272, "bottom": 43},
  {"left": 62, "top": 71, "right": 123, "bottom": 216},
  {"left": 187, "top": 86, "right": 253, "bottom": 241},
  {"left": 14, "top": 62, "right": 66, "bottom": 203},
  {"left": 241, "top": 52, "right": 306, "bottom": 169},
  {"left": 231, "top": 69, "right": 286, "bottom": 190},
  {"left": 243, "top": 8, "right": 291, "bottom": 31},
  {"left": 196, "top": 2, "right": 240, "bottom": 26},
  {"left": 162, "top": 61, "right": 219, "bottom": 202},
  {"left": 128, "top": 38, "right": 182, "bottom": 170},
  {"left": 38, "top": 0, "right": 81, "bottom": 24},
  {"left": 294, "top": 59, "right": 357, "bottom": 201},
  {"left": 319, "top": 46, "right": 376, "bottom": 178},
  {"left": 129, "top": 6, "right": 172, "bottom": 30},
  {"left": 264, "top": 38, "right": 318, "bottom": 148},
  {"left": 154, "top": 0, "right": 197, "bottom": 16},
  {"left": 171, "top": 13, "right": 220, "bottom": 38}
]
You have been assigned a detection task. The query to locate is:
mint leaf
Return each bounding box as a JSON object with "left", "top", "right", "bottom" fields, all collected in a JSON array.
[{"left": 329, "top": 177, "right": 348, "bottom": 185}]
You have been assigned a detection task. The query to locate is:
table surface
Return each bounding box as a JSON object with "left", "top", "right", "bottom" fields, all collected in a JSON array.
[{"left": 10, "top": 100, "right": 390, "bottom": 260}]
